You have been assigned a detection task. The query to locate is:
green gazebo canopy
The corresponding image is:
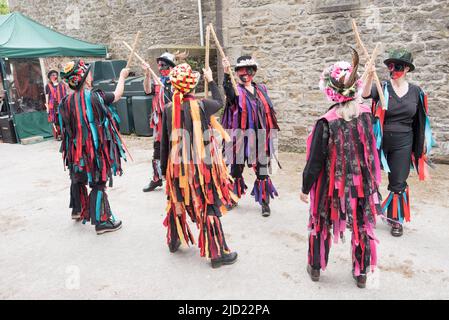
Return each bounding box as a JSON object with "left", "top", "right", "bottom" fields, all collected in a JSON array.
[
  {"left": 0, "top": 12, "right": 107, "bottom": 58},
  {"left": 0, "top": 12, "right": 107, "bottom": 143}
]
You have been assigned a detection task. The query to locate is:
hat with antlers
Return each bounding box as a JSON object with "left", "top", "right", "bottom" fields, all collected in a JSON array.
[{"left": 319, "top": 47, "right": 361, "bottom": 103}]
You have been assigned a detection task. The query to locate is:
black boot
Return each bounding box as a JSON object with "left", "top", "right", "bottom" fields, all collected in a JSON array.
[
  {"left": 226, "top": 201, "right": 238, "bottom": 211},
  {"left": 261, "top": 202, "right": 271, "bottom": 217},
  {"left": 169, "top": 239, "right": 181, "bottom": 253},
  {"left": 307, "top": 265, "right": 320, "bottom": 282},
  {"left": 211, "top": 252, "right": 238, "bottom": 269},
  {"left": 71, "top": 212, "right": 81, "bottom": 220},
  {"left": 143, "top": 179, "right": 163, "bottom": 192},
  {"left": 391, "top": 223, "right": 403, "bottom": 237},
  {"left": 95, "top": 219, "right": 122, "bottom": 235},
  {"left": 355, "top": 274, "right": 367, "bottom": 288}
]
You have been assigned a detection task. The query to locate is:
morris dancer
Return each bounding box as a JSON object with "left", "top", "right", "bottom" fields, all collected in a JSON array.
[
  {"left": 142, "top": 52, "right": 176, "bottom": 192},
  {"left": 58, "top": 59, "right": 129, "bottom": 234},
  {"left": 160, "top": 63, "right": 238, "bottom": 268},
  {"left": 300, "top": 49, "right": 382, "bottom": 288},
  {"left": 221, "top": 56, "right": 279, "bottom": 217},
  {"left": 362, "top": 49, "right": 435, "bottom": 237},
  {"left": 45, "top": 70, "right": 68, "bottom": 139}
]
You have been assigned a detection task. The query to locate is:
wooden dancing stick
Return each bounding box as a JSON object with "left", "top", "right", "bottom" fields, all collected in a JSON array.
[
  {"left": 361, "top": 43, "right": 380, "bottom": 82},
  {"left": 352, "top": 19, "right": 387, "bottom": 109},
  {"left": 126, "top": 31, "right": 141, "bottom": 68},
  {"left": 204, "top": 25, "right": 211, "bottom": 98},
  {"left": 122, "top": 41, "right": 165, "bottom": 88},
  {"left": 208, "top": 23, "right": 239, "bottom": 96}
]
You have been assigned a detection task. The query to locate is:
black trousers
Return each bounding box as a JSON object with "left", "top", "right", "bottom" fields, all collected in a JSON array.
[
  {"left": 231, "top": 163, "right": 269, "bottom": 181},
  {"left": 69, "top": 171, "right": 88, "bottom": 215},
  {"left": 382, "top": 131, "right": 413, "bottom": 193},
  {"left": 69, "top": 170, "right": 112, "bottom": 225},
  {"left": 153, "top": 141, "right": 161, "bottom": 160}
]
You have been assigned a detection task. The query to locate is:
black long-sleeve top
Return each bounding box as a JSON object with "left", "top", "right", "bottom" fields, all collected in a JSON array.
[
  {"left": 223, "top": 73, "right": 239, "bottom": 102},
  {"left": 301, "top": 119, "right": 329, "bottom": 194},
  {"left": 364, "top": 81, "right": 420, "bottom": 133},
  {"left": 160, "top": 81, "right": 223, "bottom": 176},
  {"left": 364, "top": 81, "right": 428, "bottom": 164}
]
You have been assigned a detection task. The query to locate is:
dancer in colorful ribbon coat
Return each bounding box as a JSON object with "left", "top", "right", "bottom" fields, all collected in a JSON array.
[
  {"left": 221, "top": 56, "right": 280, "bottom": 217},
  {"left": 58, "top": 59, "right": 130, "bottom": 234},
  {"left": 160, "top": 63, "right": 238, "bottom": 268},
  {"left": 142, "top": 52, "right": 175, "bottom": 193},
  {"left": 362, "top": 49, "right": 435, "bottom": 237},
  {"left": 45, "top": 70, "right": 68, "bottom": 140},
  {"left": 300, "top": 49, "right": 383, "bottom": 288}
]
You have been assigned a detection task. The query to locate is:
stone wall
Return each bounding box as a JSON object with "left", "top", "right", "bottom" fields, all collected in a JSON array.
[
  {"left": 8, "top": 0, "right": 449, "bottom": 156},
  {"left": 221, "top": 0, "right": 449, "bottom": 155}
]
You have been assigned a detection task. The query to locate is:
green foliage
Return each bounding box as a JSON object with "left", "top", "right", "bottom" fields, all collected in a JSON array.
[
  {"left": 0, "top": 0, "right": 9, "bottom": 15},
  {"left": 186, "top": 57, "right": 205, "bottom": 73}
]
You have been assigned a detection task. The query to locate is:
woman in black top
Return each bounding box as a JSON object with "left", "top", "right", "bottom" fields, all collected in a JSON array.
[{"left": 362, "top": 49, "right": 435, "bottom": 237}]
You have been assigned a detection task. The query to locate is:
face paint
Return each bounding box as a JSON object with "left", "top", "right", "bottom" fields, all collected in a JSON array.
[
  {"left": 49, "top": 73, "right": 58, "bottom": 82},
  {"left": 390, "top": 71, "right": 405, "bottom": 80},
  {"left": 237, "top": 67, "right": 256, "bottom": 84},
  {"left": 158, "top": 61, "right": 171, "bottom": 77},
  {"left": 160, "top": 69, "right": 171, "bottom": 77},
  {"left": 388, "top": 63, "right": 406, "bottom": 80}
]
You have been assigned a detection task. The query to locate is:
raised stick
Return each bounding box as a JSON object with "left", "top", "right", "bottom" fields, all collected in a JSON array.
[
  {"left": 209, "top": 23, "right": 239, "bottom": 96},
  {"left": 122, "top": 41, "right": 164, "bottom": 87},
  {"left": 126, "top": 31, "right": 141, "bottom": 68},
  {"left": 352, "top": 19, "right": 387, "bottom": 109},
  {"left": 361, "top": 43, "right": 380, "bottom": 82},
  {"left": 204, "top": 25, "right": 211, "bottom": 98}
]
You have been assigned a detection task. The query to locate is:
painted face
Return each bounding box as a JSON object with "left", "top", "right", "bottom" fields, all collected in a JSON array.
[
  {"left": 388, "top": 63, "right": 406, "bottom": 80},
  {"left": 158, "top": 61, "right": 171, "bottom": 77},
  {"left": 237, "top": 67, "right": 256, "bottom": 84}
]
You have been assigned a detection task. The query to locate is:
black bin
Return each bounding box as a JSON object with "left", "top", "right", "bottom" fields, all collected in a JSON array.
[
  {"left": 0, "top": 116, "right": 18, "bottom": 143},
  {"left": 114, "top": 97, "right": 134, "bottom": 135},
  {"left": 131, "top": 96, "right": 153, "bottom": 137}
]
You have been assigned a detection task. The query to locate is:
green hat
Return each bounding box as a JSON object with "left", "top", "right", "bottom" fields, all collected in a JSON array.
[{"left": 384, "top": 49, "right": 415, "bottom": 72}]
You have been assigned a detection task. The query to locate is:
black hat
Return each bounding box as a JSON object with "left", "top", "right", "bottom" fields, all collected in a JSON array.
[
  {"left": 234, "top": 55, "right": 258, "bottom": 72},
  {"left": 384, "top": 49, "right": 415, "bottom": 72},
  {"left": 47, "top": 70, "right": 58, "bottom": 80},
  {"left": 156, "top": 52, "right": 176, "bottom": 68}
]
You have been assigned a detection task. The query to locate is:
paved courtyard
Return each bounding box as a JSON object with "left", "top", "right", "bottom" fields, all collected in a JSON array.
[{"left": 1, "top": 136, "right": 448, "bottom": 299}]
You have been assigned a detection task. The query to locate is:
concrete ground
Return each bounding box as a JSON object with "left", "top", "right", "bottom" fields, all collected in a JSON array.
[{"left": 0, "top": 136, "right": 448, "bottom": 300}]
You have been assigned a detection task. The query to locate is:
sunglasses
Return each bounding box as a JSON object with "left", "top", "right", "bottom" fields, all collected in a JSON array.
[
  {"left": 388, "top": 63, "right": 405, "bottom": 72},
  {"left": 158, "top": 62, "right": 169, "bottom": 69}
]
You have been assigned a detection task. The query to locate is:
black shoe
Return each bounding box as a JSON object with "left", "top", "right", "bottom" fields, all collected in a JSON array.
[
  {"left": 355, "top": 274, "right": 367, "bottom": 288},
  {"left": 391, "top": 223, "right": 403, "bottom": 237},
  {"left": 169, "top": 239, "right": 181, "bottom": 253},
  {"left": 226, "top": 202, "right": 238, "bottom": 211},
  {"left": 143, "top": 179, "right": 163, "bottom": 192},
  {"left": 211, "top": 252, "right": 238, "bottom": 269},
  {"left": 307, "top": 265, "right": 320, "bottom": 282},
  {"left": 261, "top": 202, "right": 271, "bottom": 217},
  {"left": 95, "top": 219, "right": 122, "bottom": 235},
  {"left": 71, "top": 212, "right": 81, "bottom": 220}
]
